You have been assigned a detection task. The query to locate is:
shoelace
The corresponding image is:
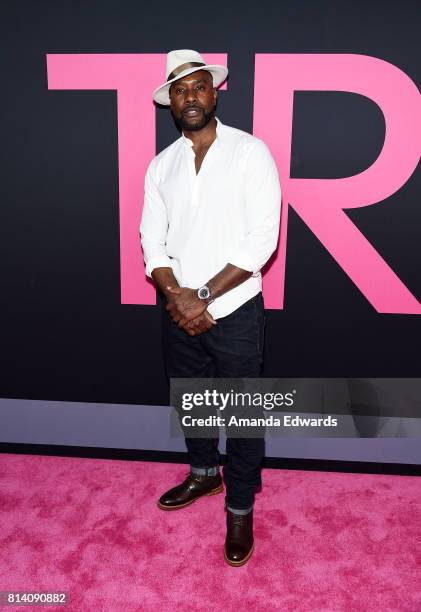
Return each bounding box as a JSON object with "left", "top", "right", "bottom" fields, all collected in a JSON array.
[
  {"left": 183, "top": 471, "right": 203, "bottom": 484},
  {"left": 227, "top": 512, "right": 250, "bottom": 533}
]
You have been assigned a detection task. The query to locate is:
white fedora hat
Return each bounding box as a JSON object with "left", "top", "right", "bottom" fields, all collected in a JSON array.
[{"left": 153, "top": 49, "right": 228, "bottom": 106}]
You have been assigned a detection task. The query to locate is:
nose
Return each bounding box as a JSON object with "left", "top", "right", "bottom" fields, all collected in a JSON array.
[{"left": 184, "top": 88, "right": 197, "bottom": 104}]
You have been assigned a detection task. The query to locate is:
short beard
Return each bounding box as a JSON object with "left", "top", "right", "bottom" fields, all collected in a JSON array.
[{"left": 172, "top": 104, "right": 216, "bottom": 132}]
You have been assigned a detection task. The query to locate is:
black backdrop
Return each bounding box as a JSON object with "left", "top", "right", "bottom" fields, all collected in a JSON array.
[{"left": 1, "top": 0, "right": 420, "bottom": 410}]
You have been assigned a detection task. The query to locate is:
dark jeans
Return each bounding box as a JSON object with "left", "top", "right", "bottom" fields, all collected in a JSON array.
[{"left": 160, "top": 291, "right": 266, "bottom": 510}]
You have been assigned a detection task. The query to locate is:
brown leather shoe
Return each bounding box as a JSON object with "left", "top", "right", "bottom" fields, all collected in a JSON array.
[
  {"left": 224, "top": 509, "right": 254, "bottom": 566},
  {"left": 157, "top": 471, "right": 223, "bottom": 510}
]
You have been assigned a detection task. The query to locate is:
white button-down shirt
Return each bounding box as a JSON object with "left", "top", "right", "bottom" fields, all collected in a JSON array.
[{"left": 140, "top": 116, "right": 281, "bottom": 319}]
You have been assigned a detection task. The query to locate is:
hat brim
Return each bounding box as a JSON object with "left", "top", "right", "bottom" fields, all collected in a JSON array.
[{"left": 152, "top": 64, "right": 228, "bottom": 106}]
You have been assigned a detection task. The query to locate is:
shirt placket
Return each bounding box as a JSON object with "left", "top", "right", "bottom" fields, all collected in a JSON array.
[
  {"left": 185, "top": 145, "right": 200, "bottom": 208},
  {"left": 184, "top": 136, "right": 218, "bottom": 208}
]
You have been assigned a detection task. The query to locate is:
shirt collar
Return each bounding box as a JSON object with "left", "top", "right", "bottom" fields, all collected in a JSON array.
[{"left": 181, "top": 116, "right": 223, "bottom": 149}]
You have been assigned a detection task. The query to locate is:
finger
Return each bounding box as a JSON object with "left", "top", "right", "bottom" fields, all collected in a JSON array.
[
  {"left": 204, "top": 312, "right": 217, "bottom": 324},
  {"left": 187, "top": 317, "right": 203, "bottom": 332},
  {"left": 178, "top": 311, "right": 197, "bottom": 326},
  {"left": 192, "top": 318, "right": 210, "bottom": 333},
  {"left": 184, "top": 327, "right": 197, "bottom": 336},
  {"left": 184, "top": 322, "right": 200, "bottom": 335},
  {"left": 166, "top": 303, "right": 178, "bottom": 314},
  {"left": 199, "top": 315, "right": 215, "bottom": 330},
  {"left": 199, "top": 317, "right": 212, "bottom": 331}
]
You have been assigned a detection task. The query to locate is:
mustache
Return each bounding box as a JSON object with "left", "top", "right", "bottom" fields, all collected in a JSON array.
[{"left": 182, "top": 106, "right": 203, "bottom": 113}]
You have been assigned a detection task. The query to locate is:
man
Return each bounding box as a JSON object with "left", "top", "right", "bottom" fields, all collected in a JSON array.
[{"left": 140, "top": 49, "right": 281, "bottom": 566}]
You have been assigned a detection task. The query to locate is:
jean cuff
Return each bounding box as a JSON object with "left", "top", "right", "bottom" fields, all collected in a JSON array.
[
  {"left": 226, "top": 504, "right": 253, "bottom": 515},
  {"left": 190, "top": 465, "right": 219, "bottom": 476}
]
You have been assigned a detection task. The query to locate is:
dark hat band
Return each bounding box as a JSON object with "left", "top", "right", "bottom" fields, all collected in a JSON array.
[{"left": 167, "top": 61, "right": 206, "bottom": 82}]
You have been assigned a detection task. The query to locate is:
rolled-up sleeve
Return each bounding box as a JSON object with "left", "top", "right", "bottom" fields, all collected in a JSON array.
[
  {"left": 227, "top": 139, "right": 281, "bottom": 275},
  {"left": 139, "top": 159, "right": 173, "bottom": 278}
]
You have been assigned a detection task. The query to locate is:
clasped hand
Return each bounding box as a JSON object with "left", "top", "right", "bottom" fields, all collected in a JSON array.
[{"left": 165, "top": 286, "right": 217, "bottom": 336}]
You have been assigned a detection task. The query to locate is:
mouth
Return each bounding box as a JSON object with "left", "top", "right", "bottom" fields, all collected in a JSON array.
[{"left": 182, "top": 107, "right": 203, "bottom": 117}]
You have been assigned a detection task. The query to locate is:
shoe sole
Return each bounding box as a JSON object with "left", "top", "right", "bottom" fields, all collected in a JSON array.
[
  {"left": 223, "top": 542, "right": 254, "bottom": 567},
  {"left": 157, "top": 483, "right": 224, "bottom": 511}
]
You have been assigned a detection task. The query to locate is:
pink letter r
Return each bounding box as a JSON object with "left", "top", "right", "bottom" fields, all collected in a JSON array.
[{"left": 254, "top": 54, "right": 421, "bottom": 314}]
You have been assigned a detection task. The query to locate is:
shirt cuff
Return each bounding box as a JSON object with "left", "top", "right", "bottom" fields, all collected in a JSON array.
[
  {"left": 145, "top": 255, "right": 173, "bottom": 278},
  {"left": 227, "top": 253, "right": 261, "bottom": 276}
]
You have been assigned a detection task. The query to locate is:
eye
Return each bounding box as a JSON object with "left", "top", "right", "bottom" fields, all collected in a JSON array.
[{"left": 196, "top": 84, "right": 205, "bottom": 91}]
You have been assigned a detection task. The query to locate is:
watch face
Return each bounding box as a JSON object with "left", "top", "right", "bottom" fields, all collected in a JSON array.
[{"left": 198, "top": 286, "right": 210, "bottom": 300}]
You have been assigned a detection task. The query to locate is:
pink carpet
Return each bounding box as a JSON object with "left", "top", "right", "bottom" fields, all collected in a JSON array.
[{"left": 0, "top": 453, "right": 420, "bottom": 611}]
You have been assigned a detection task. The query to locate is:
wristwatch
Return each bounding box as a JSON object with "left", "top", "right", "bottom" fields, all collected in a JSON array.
[{"left": 197, "top": 285, "right": 214, "bottom": 304}]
